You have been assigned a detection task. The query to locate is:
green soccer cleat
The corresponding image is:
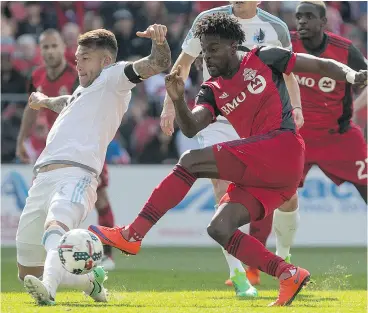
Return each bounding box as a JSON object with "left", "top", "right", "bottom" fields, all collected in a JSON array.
[
  {"left": 285, "top": 254, "right": 292, "bottom": 264},
  {"left": 231, "top": 268, "right": 258, "bottom": 298},
  {"left": 85, "top": 266, "right": 109, "bottom": 302}
]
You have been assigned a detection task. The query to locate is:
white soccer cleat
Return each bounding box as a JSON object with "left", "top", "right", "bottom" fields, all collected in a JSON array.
[
  {"left": 100, "top": 255, "right": 116, "bottom": 271},
  {"left": 24, "top": 275, "right": 55, "bottom": 306},
  {"left": 84, "top": 266, "right": 109, "bottom": 302}
]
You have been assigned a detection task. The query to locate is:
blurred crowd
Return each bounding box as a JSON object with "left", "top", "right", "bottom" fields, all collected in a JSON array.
[{"left": 1, "top": 1, "right": 367, "bottom": 164}]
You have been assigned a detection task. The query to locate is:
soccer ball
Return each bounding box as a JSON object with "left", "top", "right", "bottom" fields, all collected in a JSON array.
[{"left": 58, "top": 229, "right": 103, "bottom": 275}]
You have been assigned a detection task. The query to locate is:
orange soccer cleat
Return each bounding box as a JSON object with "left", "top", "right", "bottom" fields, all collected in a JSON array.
[
  {"left": 246, "top": 267, "right": 261, "bottom": 286},
  {"left": 224, "top": 268, "right": 260, "bottom": 286},
  {"left": 225, "top": 278, "right": 233, "bottom": 286},
  {"left": 88, "top": 225, "right": 141, "bottom": 255},
  {"left": 269, "top": 267, "right": 310, "bottom": 306}
]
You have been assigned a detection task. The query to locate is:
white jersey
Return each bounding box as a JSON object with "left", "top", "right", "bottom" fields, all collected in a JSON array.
[
  {"left": 34, "top": 61, "right": 135, "bottom": 175},
  {"left": 182, "top": 5, "right": 292, "bottom": 81}
]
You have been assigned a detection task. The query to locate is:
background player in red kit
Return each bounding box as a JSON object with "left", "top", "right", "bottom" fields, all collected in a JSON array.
[
  {"left": 269, "top": 0, "right": 368, "bottom": 274},
  {"left": 15, "top": 29, "right": 116, "bottom": 270},
  {"left": 294, "top": 1, "right": 367, "bottom": 196},
  {"left": 89, "top": 14, "right": 367, "bottom": 306},
  {"left": 274, "top": 1, "right": 368, "bottom": 261}
]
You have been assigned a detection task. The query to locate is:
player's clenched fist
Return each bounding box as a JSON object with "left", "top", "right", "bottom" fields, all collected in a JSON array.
[
  {"left": 29, "top": 91, "right": 48, "bottom": 110},
  {"left": 165, "top": 65, "right": 185, "bottom": 101},
  {"left": 136, "top": 24, "right": 167, "bottom": 45}
]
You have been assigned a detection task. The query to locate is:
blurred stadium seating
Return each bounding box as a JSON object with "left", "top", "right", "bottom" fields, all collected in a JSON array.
[{"left": 1, "top": 1, "right": 367, "bottom": 164}]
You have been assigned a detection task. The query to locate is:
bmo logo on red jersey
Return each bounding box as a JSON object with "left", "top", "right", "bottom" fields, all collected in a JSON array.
[
  {"left": 220, "top": 74, "right": 267, "bottom": 115},
  {"left": 318, "top": 77, "right": 336, "bottom": 93},
  {"left": 295, "top": 74, "right": 336, "bottom": 93},
  {"left": 247, "top": 75, "right": 267, "bottom": 94}
]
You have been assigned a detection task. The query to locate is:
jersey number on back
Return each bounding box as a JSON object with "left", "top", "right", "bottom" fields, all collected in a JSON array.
[{"left": 355, "top": 158, "right": 368, "bottom": 180}]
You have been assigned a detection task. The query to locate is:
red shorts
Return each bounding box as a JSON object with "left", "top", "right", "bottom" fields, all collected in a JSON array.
[
  {"left": 97, "top": 162, "right": 109, "bottom": 190},
  {"left": 300, "top": 125, "right": 367, "bottom": 187},
  {"left": 213, "top": 130, "right": 305, "bottom": 221}
]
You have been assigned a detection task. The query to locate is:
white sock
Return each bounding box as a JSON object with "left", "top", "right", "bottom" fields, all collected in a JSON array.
[
  {"left": 221, "top": 247, "right": 245, "bottom": 277},
  {"left": 42, "top": 225, "right": 69, "bottom": 298},
  {"left": 214, "top": 205, "right": 245, "bottom": 277},
  {"left": 273, "top": 208, "right": 300, "bottom": 259},
  {"left": 60, "top": 270, "right": 94, "bottom": 292},
  {"left": 42, "top": 248, "right": 64, "bottom": 299}
]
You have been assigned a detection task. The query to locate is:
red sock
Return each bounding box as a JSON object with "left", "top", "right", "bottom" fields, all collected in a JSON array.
[
  {"left": 225, "top": 230, "right": 293, "bottom": 278},
  {"left": 249, "top": 214, "right": 273, "bottom": 247},
  {"left": 97, "top": 202, "right": 115, "bottom": 257},
  {"left": 127, "top": 165, "right": 196, "bottom": 240}
]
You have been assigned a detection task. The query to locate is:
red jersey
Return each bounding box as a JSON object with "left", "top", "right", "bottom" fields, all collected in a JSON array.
[
  {"left": 291, "top": 31, "right": 367, "bottom": 134},
  {"left": 28, "top": 63, "right": 78, "bottom": 129},
  {"left": 196, "top": 47, "right": 297, "bottom": 138}
]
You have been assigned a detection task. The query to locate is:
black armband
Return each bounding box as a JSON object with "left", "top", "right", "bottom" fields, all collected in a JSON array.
[{"left": 124, "top": 63, "right": 144, "bottom": 84}]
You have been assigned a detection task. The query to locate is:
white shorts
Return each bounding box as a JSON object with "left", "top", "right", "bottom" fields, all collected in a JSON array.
[
  {"left": 16, "top": 167, "right": 98, "bottom": 267},
  {"left": 197, "top": 120, "right": 239, "bottom": 148}
]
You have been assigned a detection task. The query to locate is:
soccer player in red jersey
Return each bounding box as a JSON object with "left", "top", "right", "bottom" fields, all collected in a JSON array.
[
  {"left": 293, "top": 1, "right": 367, "bottom": 195},
  {"left": 15, "top": 29, "right": 116, "bottom": 270},
  {"left": 89, "top": 14, "right": 367, "bottom": 306},
  {"left": 274, "top": 1, "right": 368, "bottom": 261}
]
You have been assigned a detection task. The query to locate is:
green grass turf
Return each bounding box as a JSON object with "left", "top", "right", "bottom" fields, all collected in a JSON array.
[{"left": 1, "top": 247, "right": 366, "bottom": 313}]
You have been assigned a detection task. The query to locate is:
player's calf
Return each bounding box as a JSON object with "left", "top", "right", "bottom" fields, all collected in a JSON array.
[
  {"left": 207, "top": 202, "right": 251, "bottom": 247},
  {"left": 95, "top": 187, "right": 115, "bottom": 264},
  {"left": 17, "top": 264, "right": 43, "bottom": 282}
]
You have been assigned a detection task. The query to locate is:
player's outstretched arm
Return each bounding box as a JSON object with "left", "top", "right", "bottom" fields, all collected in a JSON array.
[
  {"left": 165, "top": 66, "right": 212, "bottom": 138},
  {"left": 132, "top": 24, "right": 171, "bottom": 80},
  {"left": 293, "top": 54, "right": 367, "bottom": 86},
  {"left": 29, "top": 91, "right": 71, "bottom": 113}
]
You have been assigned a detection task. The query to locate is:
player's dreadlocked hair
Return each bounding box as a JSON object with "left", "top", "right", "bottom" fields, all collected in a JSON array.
[{"left": 194, "top": 13, "right": 245, "bottom": 44}]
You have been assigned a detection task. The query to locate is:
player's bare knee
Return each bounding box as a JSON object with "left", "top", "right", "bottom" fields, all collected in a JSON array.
[
  {"left": 279, "top": 193, "right": 299, "bottom": 212},
  {"left": 207, "top": 220, "right": 233, "bottom": 247},
  {"left": 178, "top": 150, "right": 196, "bottom": 172}
]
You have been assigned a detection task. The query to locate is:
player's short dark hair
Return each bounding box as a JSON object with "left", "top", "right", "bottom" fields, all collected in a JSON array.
[
  {"left": 299, "top": 1, "right": 327, "bottom": 18},
  {"left": 194, "top": 13, "right": 245, "bottom": 44},
  {"left": 78, "top": 29, "right": 118, "bottom": 60},
  {"left": 40, "top": 28, "right": 61, "bottom": 38}
]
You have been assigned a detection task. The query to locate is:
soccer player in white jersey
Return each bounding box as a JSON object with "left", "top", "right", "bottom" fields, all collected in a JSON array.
[
  {"left": 16, "top": 26, "right": 171, "bottom": 306},
  {"left": 160, "top": 1, "right": 303, "bottom": 296}
]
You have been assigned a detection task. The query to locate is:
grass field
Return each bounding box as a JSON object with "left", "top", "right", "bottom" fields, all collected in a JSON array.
[{"left": 1, "top": 247, "right": 367, "bottom": 313}]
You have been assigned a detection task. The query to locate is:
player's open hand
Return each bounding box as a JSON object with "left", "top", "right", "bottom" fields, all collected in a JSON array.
[
  {"left": 354, "top": 70, "right": 367, "bottom": 87},
  {"left": 29, "top": 91, "right": 48, "bottom": 110},
  {"left": 160, "top": 104, "right": 176, "bottom": 136},
  {"left": 293, "top": 107, "right": 304, "bottom": 129},
  {"left": 165, "top": 65, "right": 185, "bottom": 102},
  {"left": 136, "top": 24, "right": 167, "bottom": 45}
]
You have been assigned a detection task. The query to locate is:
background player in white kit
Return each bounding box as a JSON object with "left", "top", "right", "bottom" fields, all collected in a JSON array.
[
  {"left": 160, "top": 1, "right": 303, "bottom": 295},
  {"left": 16, "top": 25, "right": 171, "bottom": 305}
]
